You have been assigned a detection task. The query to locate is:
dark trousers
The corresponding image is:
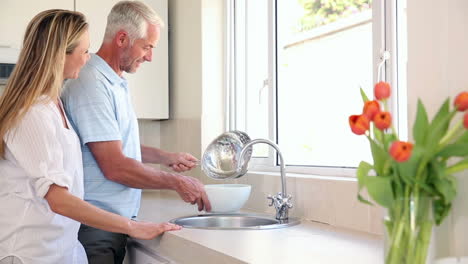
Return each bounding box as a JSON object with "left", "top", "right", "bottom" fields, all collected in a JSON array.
[{"left": 78, "top": 224, "right": 128, "bottom": 264}]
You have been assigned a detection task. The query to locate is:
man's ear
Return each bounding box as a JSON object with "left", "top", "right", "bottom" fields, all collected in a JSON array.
[{"left": 115, "top": 30, "right": 129, "bottom": 48}]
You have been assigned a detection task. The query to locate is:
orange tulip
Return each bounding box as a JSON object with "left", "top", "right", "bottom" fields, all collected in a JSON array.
[
  {"left": 374, "top": 81, "right": 391, "bottom": 100},
  {"left": 374, "top": 111, "right": 392, "bottom": 130},
  {"left": 349, "top": 115, "right": 370, "bottom": 135},
  {"left": 389, "top": 141, "right": 413, "bottom": 162},
  {"left": 363, "top": 100, "right": 380, "bottom": 120},
  {"left": 454, "top": 92, "right": 468, "bottom": 111},
  {"left": 464, "top": 112, "right": 468, "bottom": 129}
]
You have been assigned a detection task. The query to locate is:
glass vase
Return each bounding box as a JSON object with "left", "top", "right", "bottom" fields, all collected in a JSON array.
[{"left": 384, "top": 196, "right": 435, "bottom": 264}]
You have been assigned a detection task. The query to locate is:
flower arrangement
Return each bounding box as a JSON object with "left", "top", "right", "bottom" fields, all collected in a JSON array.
[{"left": 349, "top": 82, "right": 468, "bottom": 264}]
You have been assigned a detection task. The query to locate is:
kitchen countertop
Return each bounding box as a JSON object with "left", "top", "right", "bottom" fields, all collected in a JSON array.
[{"left": 131, "top": 191, "right": 383, "bottom": 264}]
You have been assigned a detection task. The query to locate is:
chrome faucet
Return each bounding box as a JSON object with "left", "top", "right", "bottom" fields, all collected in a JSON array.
[{"left": 239, "top": 139, "right": 293, "bottom": 220}]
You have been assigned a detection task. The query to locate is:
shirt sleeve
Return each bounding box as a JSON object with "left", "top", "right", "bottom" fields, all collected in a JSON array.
[
  {"left": 62, "top": 78, "right": 122, "bottom": 145},
  {"left": 5, "top": 106, "right": 73, "bottom": 197}
]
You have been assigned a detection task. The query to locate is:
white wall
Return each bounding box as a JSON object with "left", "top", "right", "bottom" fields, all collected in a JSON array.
[{"left": 406, "top": 0, "right": 468, "bottom": 258}]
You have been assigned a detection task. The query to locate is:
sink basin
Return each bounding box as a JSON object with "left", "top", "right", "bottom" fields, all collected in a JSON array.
[{"left": 169, "top": 213, "right": 300, "bottom": 230}]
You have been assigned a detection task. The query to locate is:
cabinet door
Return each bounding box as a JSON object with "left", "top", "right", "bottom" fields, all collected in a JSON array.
[
  {"left": 76, "top": 0, "right": 169, "bottom": 120},
  {"left": 0, "top": 0, "right": 74, "bottom": 50}
]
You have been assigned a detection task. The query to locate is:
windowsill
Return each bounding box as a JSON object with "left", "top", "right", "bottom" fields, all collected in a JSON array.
[
  {"left": 248, "top": 163, "right": 358, "bottom": 178},
  {"left": 246, "top": 170, "right": 358, "bottom": 181}
]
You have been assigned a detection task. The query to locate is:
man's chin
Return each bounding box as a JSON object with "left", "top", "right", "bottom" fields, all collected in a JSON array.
[
  {"left": 124, "top": 68, "right": 138, "bottom": 74},
  {"left": 131, "top": 64, "right": 141, "bottom": 73}
]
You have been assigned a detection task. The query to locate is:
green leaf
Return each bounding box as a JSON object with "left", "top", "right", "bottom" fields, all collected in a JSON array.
[
  {"left": 356, "top": 161, "right": 374, "bottom": 206},
  {"left": 437, "top": 143, "right": 468, "bottom": 158},
  {"left": 360, "top": 87, "right": 369, "bottom": 103},
  {"left": 357, "top": 161, "right": 373, "bottom": 187},
  {"left": 358, "top": 194, "right": 373, "bottom": 205},
  {"left": 366, "top": 176, "right": 394, "bottom": 208},
  {"left": 433, "top": 178, "right": 457, "bottom": 204},
  {"left": 448, "top": 174, "right": 458, "bottom": 190},
  {"left": 410, "top": 169, "right": 436, "bottom": 194},
  {"left": 431, "top": 99, "right": 450, "bottom": 126},
  {"left": 369, "top": 138, "right": 388, "bottom": 176},
  {"left": 413, "top": 100, "right": 429, "bottom": 145},
  {"left": 445, "top": 159, "right": 468, "bottom": 174},
  {"left": 383, "top": 132, "right": 398, "bottom": 151},
  {"left": 384, "top": 133, "right": 397, "bottom": 144},
  {"left": 425, "top": 99, "right": 452, "bottom": 155},
  {"left": 389, "top": 169, "right": 404, "bottom": 198},
  {"left": 373, "top": 124, "right": 384, "bottom": 143},
  {"left": 429, "top": 159, "right": 446, "bottom": 180},
  {"left": 433, "top": 199, "right": 452, "bottom": 225},
  {"left": 455, "top": 131, "right": 468, "bottom": 144}
]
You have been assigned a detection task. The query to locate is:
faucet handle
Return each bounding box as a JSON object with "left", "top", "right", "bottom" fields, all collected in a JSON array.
[
  {"left": 267, "top": 194, "right": 274, "bottom": 207},
  {"left": 284, "top": 194, "right": 293, "bottom": 209}
]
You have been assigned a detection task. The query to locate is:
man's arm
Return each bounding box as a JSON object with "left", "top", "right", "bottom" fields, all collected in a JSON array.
[
  {"left": 88, "top": 141, "right": 211, "bottom": 211},
  {"left": 141, "top": 144, "right": 198, "bottom": 172}
]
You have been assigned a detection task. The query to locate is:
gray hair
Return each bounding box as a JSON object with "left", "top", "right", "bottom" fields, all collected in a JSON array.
[{"left": 103, "top": 0, "right": 164, "bottom": 44}]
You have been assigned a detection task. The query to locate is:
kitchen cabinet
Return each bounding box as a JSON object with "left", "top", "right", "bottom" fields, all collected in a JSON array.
[
  {"left": 76, "top": 0, "right": 169, "bottom": 120},
  {"left": 0, "top": 0, "right": 73, "bottom": 50}
]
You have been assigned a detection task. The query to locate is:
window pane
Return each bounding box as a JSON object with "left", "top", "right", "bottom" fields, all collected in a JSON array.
[
  {"left": 236, "top": 0, "right": 270, "bottom": 157},
  {"left": 277, "top": 0, "right": 373, "bottom": 167}
]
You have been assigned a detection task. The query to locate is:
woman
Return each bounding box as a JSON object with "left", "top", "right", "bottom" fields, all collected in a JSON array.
[{"left": 0, "top": 10, "right": 180, "bottom": 264}]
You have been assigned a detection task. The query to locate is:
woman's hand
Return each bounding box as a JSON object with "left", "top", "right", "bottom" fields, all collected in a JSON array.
[{"left": 128, "top": 221, "right": 182, "bottom": 240}]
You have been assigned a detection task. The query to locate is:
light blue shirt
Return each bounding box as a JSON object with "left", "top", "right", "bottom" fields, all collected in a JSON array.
[{"left": 62, "top": 54, "right": 141, "bottom": 218}]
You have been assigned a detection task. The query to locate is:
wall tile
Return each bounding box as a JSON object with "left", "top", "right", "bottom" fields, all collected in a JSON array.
[
  {"left": 329, "top": 180, "right": 370, "bottom": 233},
  {"left": 294, "top": 177, "right": 332, "bottom": 224},
  {"left": 368, "top": 205, "right": 384, "bottom": 235}
]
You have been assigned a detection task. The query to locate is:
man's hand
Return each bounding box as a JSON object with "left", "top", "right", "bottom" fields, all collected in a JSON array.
[
  {"left": 166, "top": 152, "right": 198, "bottom": 172},
  {"left": 174, "top": 175, "right": 211, "bottom": 212}
]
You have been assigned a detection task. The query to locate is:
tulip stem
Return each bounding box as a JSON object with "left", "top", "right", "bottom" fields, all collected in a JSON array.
[{"left": 382, "top": 99, "right": 399, "bottom": 139}]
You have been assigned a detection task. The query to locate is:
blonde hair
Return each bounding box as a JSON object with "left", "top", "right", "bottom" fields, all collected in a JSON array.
[
  {"left": 103, "top": 0, "right": 164, "bottom": 44},
  {"left": 0, "top": 9, "right": 88, "bottom": 157}
]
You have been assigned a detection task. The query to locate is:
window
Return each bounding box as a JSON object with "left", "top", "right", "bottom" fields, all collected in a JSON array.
[{"left": 226, "top": 0, "right": 407, "bottom": 176}]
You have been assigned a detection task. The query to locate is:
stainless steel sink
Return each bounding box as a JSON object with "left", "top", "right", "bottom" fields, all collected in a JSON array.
[{"left": 169, "top": 213, "right": 300, "bottom": 230}]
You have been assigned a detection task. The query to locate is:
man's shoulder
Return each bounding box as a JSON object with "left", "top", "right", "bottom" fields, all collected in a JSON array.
[
  {"left": 62, "top": 64, "right": 111, "bottom": 99},
  {"left": 66, "top": 63, "right": 103, "bottom": 88}
]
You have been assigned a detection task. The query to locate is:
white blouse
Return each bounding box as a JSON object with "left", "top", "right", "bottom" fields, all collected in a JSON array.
[{"left": 0, "top": 100, "right": 87, "bottom": 264}]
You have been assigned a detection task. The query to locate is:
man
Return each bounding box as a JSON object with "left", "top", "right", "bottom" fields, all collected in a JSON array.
[{"left": 61, "top": 1, "right": 211, "bottom": 263}]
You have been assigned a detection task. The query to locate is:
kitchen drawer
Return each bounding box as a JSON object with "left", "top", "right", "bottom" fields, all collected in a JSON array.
[{"left": 126, "top": 241, "right": 172, "bottom": 264}]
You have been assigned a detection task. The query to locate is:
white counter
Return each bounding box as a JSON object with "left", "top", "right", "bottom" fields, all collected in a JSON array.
[{"left": 132, "top": 191, "right": 383, "bottom": 264}]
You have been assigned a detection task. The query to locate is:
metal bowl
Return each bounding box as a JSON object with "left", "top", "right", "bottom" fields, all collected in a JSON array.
[{"left": 201, "top": 131, "right": 252, "bottom": 179}]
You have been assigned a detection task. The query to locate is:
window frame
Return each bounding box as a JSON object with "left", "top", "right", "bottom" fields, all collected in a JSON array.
[{"left": 225, "top": 0, "right": 406, "bottom": 177}]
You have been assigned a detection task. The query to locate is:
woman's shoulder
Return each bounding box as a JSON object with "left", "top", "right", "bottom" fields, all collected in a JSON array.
[
  {"left": 5, "top": 100, "right": 58, "bottom": 140},
  {"left": 29, "top": 98, "right": 54, "bottom": 113},
  {"left": 21, "top": 100, "right": 56, "bottom": 124}
]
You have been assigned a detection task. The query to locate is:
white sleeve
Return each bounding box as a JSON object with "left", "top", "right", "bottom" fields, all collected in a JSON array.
[{"left": 5, "top": 106, "right": 73, "bottom": 197}]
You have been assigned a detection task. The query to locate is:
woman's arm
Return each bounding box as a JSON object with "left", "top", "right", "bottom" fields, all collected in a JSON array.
[{"left": 44, "top": 184, "right": 181, "bottom": 240}]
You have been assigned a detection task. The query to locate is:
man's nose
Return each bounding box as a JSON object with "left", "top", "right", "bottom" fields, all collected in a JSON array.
[{"left": 144, "top": 49, "right": 152, "bottom": 62}]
